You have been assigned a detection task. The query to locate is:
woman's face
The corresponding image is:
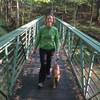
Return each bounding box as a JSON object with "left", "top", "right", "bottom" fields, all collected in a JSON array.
[{"left": 46, "top": 15, "right": 54, "bottom": 28}]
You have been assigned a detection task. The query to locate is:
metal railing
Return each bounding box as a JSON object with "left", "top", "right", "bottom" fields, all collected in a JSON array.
[
  {"left": 0, "top": 16, "right": 43, "bottom": 99},
  {"left": 55, "top": 18, "right": 100, "bottom": 100}
]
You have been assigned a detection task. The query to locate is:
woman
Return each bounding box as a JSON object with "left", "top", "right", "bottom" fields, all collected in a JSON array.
[{"left": 33, "top": 15, "right": 59, "bottom": 88}]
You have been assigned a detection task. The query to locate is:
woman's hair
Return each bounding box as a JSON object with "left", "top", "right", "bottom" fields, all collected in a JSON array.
[{"left": 44, "top": 14, "right": 55, "bottom": 24}]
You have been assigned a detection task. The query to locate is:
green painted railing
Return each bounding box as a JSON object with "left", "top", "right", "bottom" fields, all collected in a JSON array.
[
  {"left": 0, "top": 16, "right": 43, "bottom": 99},
  {"left": 55, "top": 18, "right": 100, "bottom": 100}
]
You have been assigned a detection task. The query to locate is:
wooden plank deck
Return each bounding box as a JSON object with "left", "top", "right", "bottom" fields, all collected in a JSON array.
[{"left": 10, "top": 50, "right": 84, "bottom": 100}]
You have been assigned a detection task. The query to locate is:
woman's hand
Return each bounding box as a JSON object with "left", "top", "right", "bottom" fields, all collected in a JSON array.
[{"left": 28, "top": 48, "right": 36, "bottom": 64}]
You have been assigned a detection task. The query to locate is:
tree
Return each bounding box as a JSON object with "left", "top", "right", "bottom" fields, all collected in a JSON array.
[
  {"left": 68, "top": 0, "right": 88, "bottom": 26},
  {"left": 95, "top": 0, "right": 100, "bottom": 21}
]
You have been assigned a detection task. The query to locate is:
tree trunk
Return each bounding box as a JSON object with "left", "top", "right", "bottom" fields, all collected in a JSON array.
[
  {"left": 4, "top": 0, "right": 9, "bottom": 23},
  {"left": 95, "top": 0, "right": 100, "bottom": 21},
  {"left": 64, "top": 5, "right": 67, "bottom": 14},
  {"left": 0, "top": 0, "right": 3, "bottom": 16},
  {"left": 73, "top": 4, "right": 79, "bottom": 27},
  {"left": 89, "top": 0, "right": 94, "bottom": 27},
  {"left": 16, "top": 0, "right": 20, "bottom": 27}
]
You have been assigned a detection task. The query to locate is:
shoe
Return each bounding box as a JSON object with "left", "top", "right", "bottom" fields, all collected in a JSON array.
[{"left": 38, "top": 83, "right": 43, "bottom": 88}]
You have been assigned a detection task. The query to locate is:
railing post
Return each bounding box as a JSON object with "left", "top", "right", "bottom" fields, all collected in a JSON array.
[
  {"left": 5, "top": 46, "right": 10, "bottom": 98},
  {"left": 25, "top": 30, "right": 28, "bottom": 49},
  {"left": 59, "top": 24, "right": 65, "bottom": 47},
  {"left": 32, "top": 24, "right": 36, "bottom": 45},
  {"left": 10, "top": 36, "right": 19, "bottom": 95},
  {"left": 28, "top": 28, "right": 31, "bottom": 47},
  {"left": 36, "top": 21, "right": 39, "bottom": 35},
  {"left": 62, "top": 25, "right": 65, "bottom": 45},
  {"left": 27, "top": 28, "right": 33, "bottom": 60},
  {"left": 85, "top": 53, "right": 95, "bottom": 99},
  {"left": 80, "top": 40, "right": 85, "bottom": 94},
  {"left": 25, "top": 30, "right": 29, "bottom": 60},
  {"left": 68, "top": 29, "right": 71, "bottom": 57}
]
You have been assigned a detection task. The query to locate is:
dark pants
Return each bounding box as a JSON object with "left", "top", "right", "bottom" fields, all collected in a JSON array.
[{"left": 39, "top": 48, "right": 55, "bottom": 83}]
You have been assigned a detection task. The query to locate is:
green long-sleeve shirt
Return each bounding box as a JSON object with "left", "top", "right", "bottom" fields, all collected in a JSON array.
[{"left": 35, "top": 25, "right": 59, "bottom": 51}]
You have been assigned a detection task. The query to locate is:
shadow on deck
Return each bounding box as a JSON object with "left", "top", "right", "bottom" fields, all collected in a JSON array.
[{"left": 10, "top": 50, "right": 84, "bottom": 100}]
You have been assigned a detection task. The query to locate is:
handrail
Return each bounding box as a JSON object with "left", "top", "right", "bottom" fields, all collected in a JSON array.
[
  {"left": 56, "top": 18, "right": 100, "bottom": 53},
  {"left": 0, "top": 16, "right": 43, "bottom": 48},
  {"left": 0, "top": 16, "right": 44, "bottom": 98},
  {"left": 56, "top": 17, "right": 100, "bottom": 100}
]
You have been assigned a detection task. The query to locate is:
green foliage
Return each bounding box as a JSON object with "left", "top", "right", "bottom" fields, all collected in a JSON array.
[
  {"left": 34, "top": 0, "right": 50, "bottom": 3},
  {"left": 24, "top": 0, "right": 50, "bottom": 4},
  {"left": 70, "top": 0, "right": 88, "bottom": 5}
]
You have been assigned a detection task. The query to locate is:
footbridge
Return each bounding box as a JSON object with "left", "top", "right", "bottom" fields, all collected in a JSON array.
[{"left": 0, "top": 16, "right": 100, "bottom": 100}]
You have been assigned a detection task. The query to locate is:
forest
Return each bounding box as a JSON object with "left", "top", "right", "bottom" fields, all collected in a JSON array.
[{"left": 0, "top": 0, "right": 100, "bottom": 41}]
